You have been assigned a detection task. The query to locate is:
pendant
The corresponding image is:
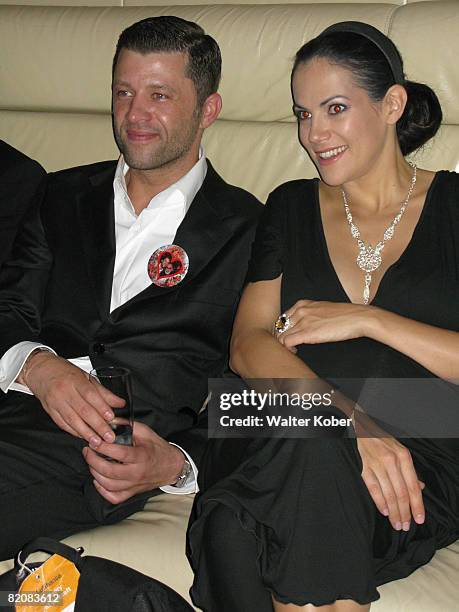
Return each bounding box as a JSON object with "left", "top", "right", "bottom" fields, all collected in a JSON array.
[
  {"left": 356, "top": 243, "right": 383, "bottom": 274},
  {"left": 363, "top": 273, "right": 372, "bottom": 305}
]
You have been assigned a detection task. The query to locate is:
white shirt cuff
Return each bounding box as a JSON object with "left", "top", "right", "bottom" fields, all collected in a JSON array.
[
  {"left": 159, "top": 442, "right": 199, "bottom": 495},
  {"left": 0, "top": 341, "right": 56, "bottom": 394}
]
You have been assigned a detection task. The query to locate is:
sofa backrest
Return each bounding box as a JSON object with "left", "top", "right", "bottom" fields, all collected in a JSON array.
[{"left": 1, "top": 1, "right": 457, "bottom": 201}]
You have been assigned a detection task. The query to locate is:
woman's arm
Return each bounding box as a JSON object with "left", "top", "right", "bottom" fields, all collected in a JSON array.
[
  {"left": 366, "top": 307, "right": 459, "bottom": 380},
  {"left": 231, "top": 278, "right": 425, "bottom": 532},
  {"left": 230, "top": 276, "right": 316, "bottom": 379},
  {"left": 278, "top": 300, "right": 459, "bottom": 380}
]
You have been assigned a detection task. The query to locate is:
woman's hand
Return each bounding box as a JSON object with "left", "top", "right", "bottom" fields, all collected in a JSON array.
[
  {"left": 276, "top": 299, "right": 371, "bottom": 350},
  {"left": 354, "top": 411, "right": 425, "bottom": 531}
]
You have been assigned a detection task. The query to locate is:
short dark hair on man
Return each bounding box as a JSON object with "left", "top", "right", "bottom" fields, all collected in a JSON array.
[{"left": 113, "top": 16, "right": 221, "bottom": 109}]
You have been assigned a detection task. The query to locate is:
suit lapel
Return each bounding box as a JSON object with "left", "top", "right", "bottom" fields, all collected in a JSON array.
[
  {"left": 174, "top": 164, "right": 234, "bottom": 284},
  {"left": 113, "top": 162, "right": 236, "bottom": 310},
  {"left": 77, "top": 163, "right": 117, "bottom": 320}
]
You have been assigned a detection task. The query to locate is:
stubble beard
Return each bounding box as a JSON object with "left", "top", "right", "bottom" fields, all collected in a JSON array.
[{"left": 113, "top": 114, "right": 202, "bottom": 172}]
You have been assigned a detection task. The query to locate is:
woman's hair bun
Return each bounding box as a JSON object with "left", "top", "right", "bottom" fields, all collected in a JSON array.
[{"left": 397, "top": 81, "right": 443, "bottom": 156}]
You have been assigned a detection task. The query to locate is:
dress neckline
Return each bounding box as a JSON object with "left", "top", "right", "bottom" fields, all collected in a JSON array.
[{"left": 313, "top": 171, "right": 441, "bottom": 306}]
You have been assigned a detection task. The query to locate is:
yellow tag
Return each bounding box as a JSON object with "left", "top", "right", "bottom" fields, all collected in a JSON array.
[{"left": 17, "top": 553, "right": 80, "bottom": 612}]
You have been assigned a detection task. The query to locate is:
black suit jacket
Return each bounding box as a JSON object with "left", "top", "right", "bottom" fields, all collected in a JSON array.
[
  {"left": 0, "top": 140, "right": 46, "bottom": 269},
  {"left": 0, "top": 160, "right": 261, "bottom": 467}
]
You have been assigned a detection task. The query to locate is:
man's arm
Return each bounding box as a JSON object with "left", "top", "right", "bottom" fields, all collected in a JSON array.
[
  {"left": 0, "top": 185, "right": 122, "bottom": 445},
  {"left": 82, "top": 408, "right": 207, "bottom": 502},
  {"left": 17, "top": 350, "right": 125, "bottom": 444},
  {"left": 158, "top": 409, "right": 209, "bottom": 495},
  {"left": 167, "top": 405, "right": 208, "bottom": 472},
  {"left": 0, "top": 142, "right": 47, "bottom": 271},
  {"left": 82, "top": 422, "right": 191, "bottom": 503},
  {"left": 0, "top": 342, "right": 56, "bottom": 393},
  {"left": 0, "top": 191, "right": 52, "bottom": 355}
]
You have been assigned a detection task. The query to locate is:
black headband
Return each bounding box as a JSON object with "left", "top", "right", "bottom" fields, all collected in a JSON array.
[{"left": 320, "top": 21, "right": 404, "bottom": 84}]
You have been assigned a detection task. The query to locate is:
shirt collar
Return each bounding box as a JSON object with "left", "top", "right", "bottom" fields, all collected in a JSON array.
[{"left": 114, "top": 147, "right": 207, "bottom": 216}]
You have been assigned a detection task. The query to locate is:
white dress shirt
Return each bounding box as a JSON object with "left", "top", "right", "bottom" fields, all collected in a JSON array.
[{"left": 0, "top": 150, "right": 208, "bottom": 495}]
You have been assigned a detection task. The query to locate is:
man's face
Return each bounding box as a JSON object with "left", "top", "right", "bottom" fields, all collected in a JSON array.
[{"left": 112, "top": 49, "right": 203, "bottom": 171}]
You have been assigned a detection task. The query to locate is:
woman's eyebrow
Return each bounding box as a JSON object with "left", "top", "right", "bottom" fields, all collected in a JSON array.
[
  {"left": 293, "top": 95, "right": 350, "bottom": 112},
  {"left": 320, "top": 95, "right": 350, "bottom": 106}
]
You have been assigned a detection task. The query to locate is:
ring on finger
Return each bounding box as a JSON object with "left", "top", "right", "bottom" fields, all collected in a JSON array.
[{"left": 275, "top": 313, "right": 292, "bottom": 334}]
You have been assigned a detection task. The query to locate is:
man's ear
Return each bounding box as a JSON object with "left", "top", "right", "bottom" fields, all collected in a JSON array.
[
  {"left": 199, "top": 93, "right": 222, "bottom": 129},
  {"left": 384, "top": 84, "right": 408, "bottom": 125}
]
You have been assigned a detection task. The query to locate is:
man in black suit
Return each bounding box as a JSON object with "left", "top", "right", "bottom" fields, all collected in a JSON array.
[
  {"left": 0, "top": 140, "right": 46, "bottom": 269},
  {"left": 0, "top": 16, "right": 260, "bottom": 559}
]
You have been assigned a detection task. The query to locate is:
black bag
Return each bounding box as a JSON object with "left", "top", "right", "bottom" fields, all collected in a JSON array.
[{"left": 0, "top": 537, "right": 194, "bottom": 612}]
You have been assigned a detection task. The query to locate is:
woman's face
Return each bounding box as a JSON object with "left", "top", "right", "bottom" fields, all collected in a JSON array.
[{"left": 291, "top": 57, "right": 390, "bottom": 186}]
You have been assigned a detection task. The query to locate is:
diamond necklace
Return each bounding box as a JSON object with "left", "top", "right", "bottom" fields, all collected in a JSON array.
[{"left": 341, "top": 162, "right": 417, "bottom": 305}]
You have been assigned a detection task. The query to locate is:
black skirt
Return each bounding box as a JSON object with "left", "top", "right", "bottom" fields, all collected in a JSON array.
[{"left": 188, "top": 436, "right": 458, "bottom": 607}]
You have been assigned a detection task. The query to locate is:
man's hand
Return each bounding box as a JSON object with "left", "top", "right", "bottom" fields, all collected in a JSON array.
[
  {"left": 82, "top": 421, "right": 186, "bottom": 504},
  {"left": 20, "top": 351, "right": 124, "bottom": 446}
]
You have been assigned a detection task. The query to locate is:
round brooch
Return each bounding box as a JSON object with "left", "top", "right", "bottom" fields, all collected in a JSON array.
[{"left": 148, "top": 244, "right": 189, "bottom": 288}]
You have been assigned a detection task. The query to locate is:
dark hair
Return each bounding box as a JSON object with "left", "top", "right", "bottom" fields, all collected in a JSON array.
[
  {"left": 160, "top": 252, "right": 172, "bottom": 263},
  {"left": 292, "top": 30, "right": 442, "bottom": 155},
  {"left": 113, "top": 16, "right": 221, "bottom": 108}
]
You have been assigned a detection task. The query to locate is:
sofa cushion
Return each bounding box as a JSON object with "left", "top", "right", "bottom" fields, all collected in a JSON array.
[{"left": 0, "top": 493, "right": 457, "bottom": 610}]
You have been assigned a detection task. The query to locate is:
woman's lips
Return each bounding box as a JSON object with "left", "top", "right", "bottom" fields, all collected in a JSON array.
[{"left": 315, "top": 145, "right": 348, "bottom": 165}]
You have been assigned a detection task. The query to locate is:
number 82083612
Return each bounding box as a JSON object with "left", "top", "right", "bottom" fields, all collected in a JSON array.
[{"left": 0, "top": 590, "right": 63, "bottom": 606}]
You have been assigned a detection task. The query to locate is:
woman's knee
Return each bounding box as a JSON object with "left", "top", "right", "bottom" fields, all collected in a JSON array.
[{"left": 202, "top": 503, "right": 247, "bottom": 559}]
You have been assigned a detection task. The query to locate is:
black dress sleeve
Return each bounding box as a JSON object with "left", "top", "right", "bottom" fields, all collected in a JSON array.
[{"left": 246, "top": 190, "right": 284, "bottom": 282}]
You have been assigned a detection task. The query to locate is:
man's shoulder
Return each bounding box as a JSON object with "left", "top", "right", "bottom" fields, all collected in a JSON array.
[
  {"left": 203, "top": 161, "right": 262, "bottom": 220},
  {"left": 49, "top": 160, "right": 117, "bottom": 182},
  {"left": 42, "top": 161, "right": 117, "bottom": 211},
  {"left": 0, "top": 140, "right": 45, "bottom": 181}
]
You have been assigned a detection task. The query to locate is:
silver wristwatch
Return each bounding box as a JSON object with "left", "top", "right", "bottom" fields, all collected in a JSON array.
[{"left": 173, "top": 458, "right": 193, "bottom": 488}]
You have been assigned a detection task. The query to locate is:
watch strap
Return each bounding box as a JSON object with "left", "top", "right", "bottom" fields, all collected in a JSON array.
[{"left": 173, "top": 458, "right": 193, "bottom": 488}]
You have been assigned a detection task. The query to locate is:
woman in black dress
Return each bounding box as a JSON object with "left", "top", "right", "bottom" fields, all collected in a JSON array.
[{"left": 188, "top": 22, "right": 459, "bottom": 611}]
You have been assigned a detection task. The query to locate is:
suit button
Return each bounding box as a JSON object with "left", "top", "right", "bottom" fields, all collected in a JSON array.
[{"left": 93, "top": 342, "right": 105, "bottom": 354}]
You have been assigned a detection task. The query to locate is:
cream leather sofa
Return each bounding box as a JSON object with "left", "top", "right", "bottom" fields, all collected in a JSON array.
[{"left": 0, "top": 1, "right": 458, "bottom": 610}]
